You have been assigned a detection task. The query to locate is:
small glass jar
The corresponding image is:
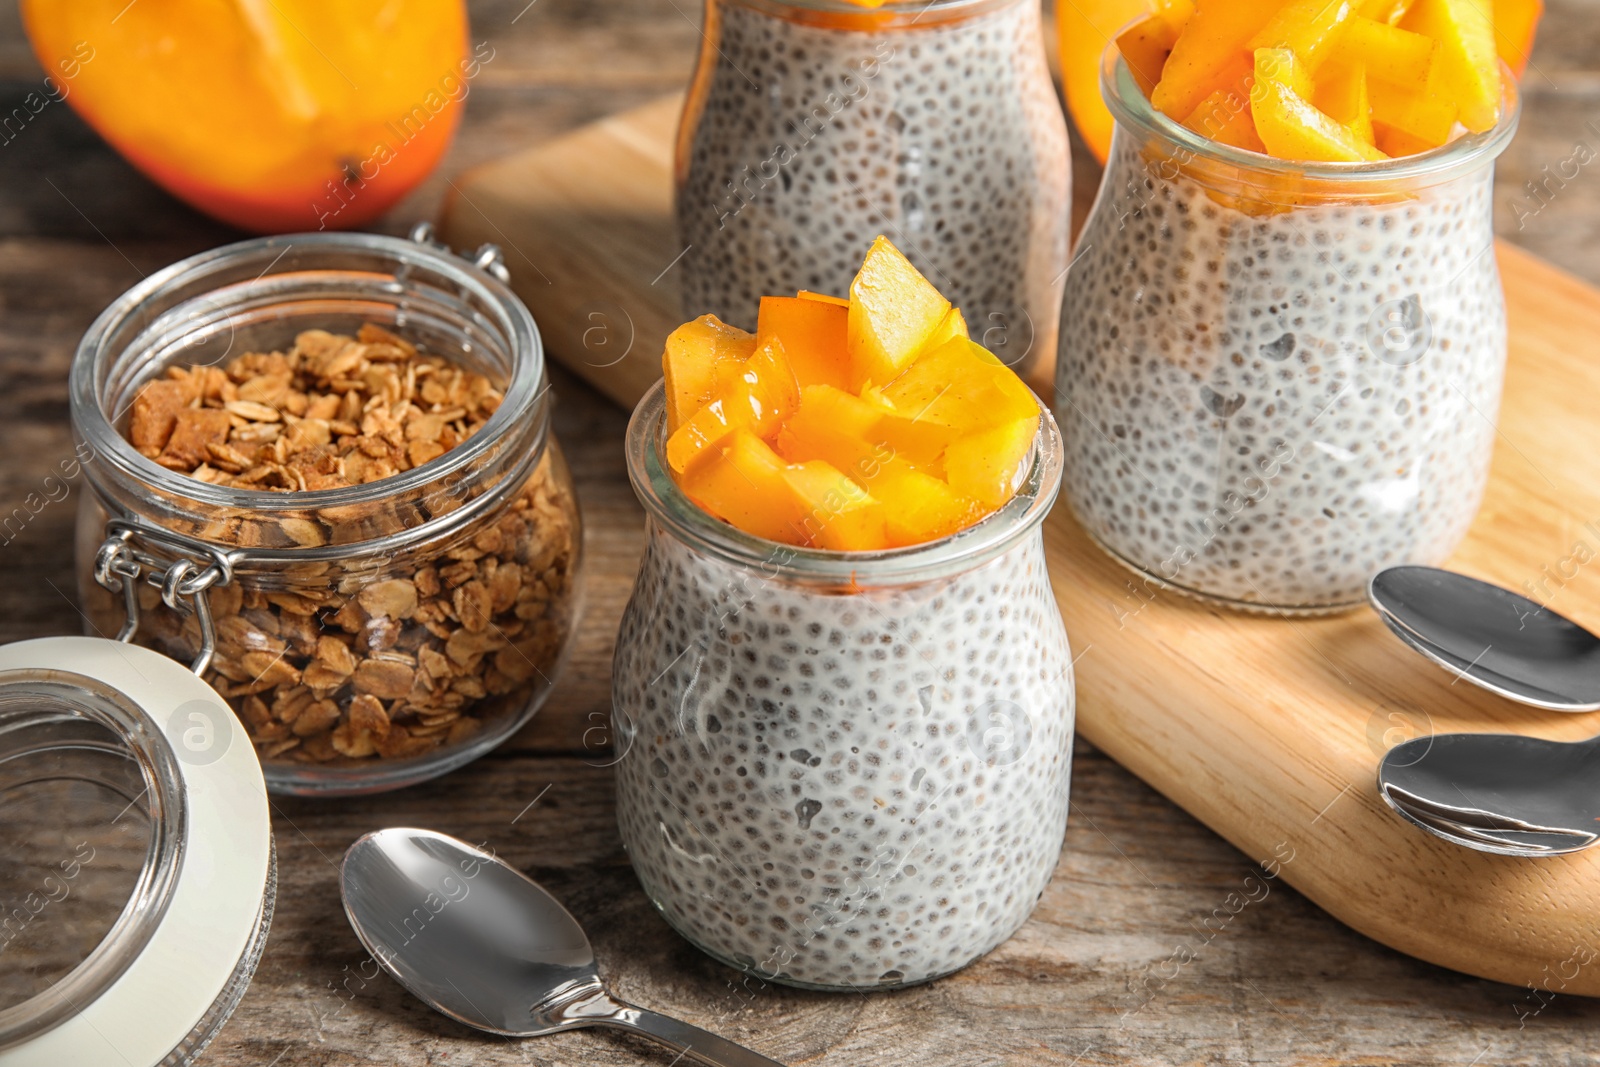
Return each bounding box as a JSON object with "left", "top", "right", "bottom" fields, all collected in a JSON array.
[
  {"left": 1056, "top": 55, "right": 1520, "bottom": 614},
  {"left": 674, "top": 0, "right": 1070, "bottom": 377},
  {"left": 69, "top": 228, "right": 583, "bottom": 796},
  {"left": 611, "top": 383, "right": 1073, "bottom": 990}
]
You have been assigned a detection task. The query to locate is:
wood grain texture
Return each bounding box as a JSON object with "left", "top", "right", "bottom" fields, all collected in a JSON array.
[
  {"left": 443, "top": 95, "right": 685, "bottom": 410},
  {"left": 3, "top": 0, "right": 1600, "bottom": 1063}
]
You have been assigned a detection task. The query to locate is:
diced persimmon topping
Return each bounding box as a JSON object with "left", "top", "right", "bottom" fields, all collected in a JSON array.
[
  {"left": 662, "top": 314, "right": 757, "bottom": 432},
  {"left": 847, "top": 236, "right": 951, "bottom": 389},
  {"left": 660, "top": 237, "right": 1040, "bottom": 551},
  {"left": 664, "top": 336, "right": 800, "bottom": 473},
  {"left": 1121, "top": 0, "right": 1539, "bottom": 161},
  {"left": 757, "top": 296, "right": 851, "bottom": 391}
]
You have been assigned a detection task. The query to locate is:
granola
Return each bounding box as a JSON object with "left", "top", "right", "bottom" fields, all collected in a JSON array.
[
  {"left": 130, "top": 323, "right": 498, "bottom": 492},
  {"left": 107, "top": 326, "right": 578, "bottom": 769}
]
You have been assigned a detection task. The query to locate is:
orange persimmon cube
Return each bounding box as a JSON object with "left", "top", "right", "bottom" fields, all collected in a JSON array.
[
  {"left": 785, "top": 384, "right": 883, "bottom": 440},
  {"left": 662, "top": 315, "right": 757, "bottom": 432},
  {"left": 1178, "top": 51, "right": 1257, "bottom": 146},
  {"left": 1373, "top": 122, "right": 1444, "bottom": 155},
  {"left": 679, "top": 430, "right": 805, "bottom": 544},
  {"left": 1340, "top": 16, "right": 1438, "bottom": 85},
  {"left": 777, "top": 401, "right": 943, "bottom": 501},
  {"left": 1401, "top": 0, "right": 1500, "bottom": 131},
  {"left": 1358, "top": 0, "right": 1415, "bottom": 22},
  {"left": 665, "top": 337, "right": 799, "bottom": 473},
  {"left": 756, "top": 296, "right": 850, "bottom": 390},
  {"left": 1151, "top": 0, "right": 1292, "bottom": 120},
  {"left": 871, "top": 468, "right": 987, "bottom": 546},
  {"left": 1182, "top": 85, "right": 1267, "bottom": 152},
  {"left": 1314, "top": 62, "right": 1376, "bottom": 144},
  {"left": 1251, "top": 63, "right": 1388, "bottom": 161},
  {"left": 847, "top": 236, "right": 951, "bottom": 388},
  {"left": 880, "top": 337, "right": 1039, "bottom": 432},
  {"left": 781, "top": 429, "right": 897, "bottom": 490},
  {"left": 781, "top": 462, "right": 888, "bottom": 551},
  {"left": 944, "top": 415, "right": 1040, "bottom": 509},
  {"left": 1248, "top": 0, "right": 1359, "bottom": 70},
  {"left": 780, "top": 383, "right": 942, "bottom": 482},
  {"left": 1493, "top": 0, "right": 1542, "bottom": 78},
  {"left": 817, "top": 455, "right": 984, "bottom": 545},
  {"left": 1118, "top": 12, "right": 1182, "bottom": 98},
  {"left": 798, "top": 289, "right": 850, "bottom": 308},
  {"left": 855, "top": 387, "right": 960, "bottom": 470},
  {"left": 1367, "top": 66, "right": 1458, "bottom": 147},
  {"left": 775, "top": 390, "right": 891, "bottom": 486},
  {"left": 922, "top": 306, "right": 969, "bottom": 355},
  {"left": 1253, "top": 47, "right": 1313, "bottom": 98}
]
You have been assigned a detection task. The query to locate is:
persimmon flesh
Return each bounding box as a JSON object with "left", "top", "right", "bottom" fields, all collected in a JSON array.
[{"left": 664, "top": 237, "right": 1040, "bottom": 550}]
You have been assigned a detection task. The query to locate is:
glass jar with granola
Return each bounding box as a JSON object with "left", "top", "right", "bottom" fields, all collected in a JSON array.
[{"left": 69, "top": 228, "right": 583, "bottom": 795}]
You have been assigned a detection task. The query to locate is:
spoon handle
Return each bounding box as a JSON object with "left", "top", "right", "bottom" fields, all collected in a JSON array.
[{"left": 594, "top": 999, "right": 786, "bottom": 1067}]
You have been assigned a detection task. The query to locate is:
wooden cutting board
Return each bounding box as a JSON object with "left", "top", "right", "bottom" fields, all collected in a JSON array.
[{"left": 442, "top": 94, "right": 1600, "bottom": 997}]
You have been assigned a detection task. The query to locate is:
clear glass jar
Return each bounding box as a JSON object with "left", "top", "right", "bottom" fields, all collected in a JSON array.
[
  {"left": 1056, "top": 55, "right": 1520, "bottom": 614},
  {"left": 69, "top": 229, "right": 583, "bottom": 796},
  {"left": 612, "top": 382, "right": 1073, "bottom": 990},
  {"left": 674, "top": 0, "right": 1070, "bottom": 377}
]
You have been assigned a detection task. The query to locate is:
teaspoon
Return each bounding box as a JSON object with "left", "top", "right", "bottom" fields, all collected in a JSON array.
[
  {"left": 1377, "top": 730, "right": 1600, "bottom": 856},
  {"left": 340, "top": 827, "right": 785, "bottom": 1066},
  {"left": 1368, "top": 566, "right": 1600, "bottom": 711}
]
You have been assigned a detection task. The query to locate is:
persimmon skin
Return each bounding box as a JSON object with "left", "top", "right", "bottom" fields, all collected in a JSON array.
[
  {"left": 1059, "top": 0, "right": 1153, "bottom": 163},
  {"left": 114, "top": 110, "right": 462, "bottom": 233},
  {"left": 21, "top": 0, "right": 472, "bottom": 234}
]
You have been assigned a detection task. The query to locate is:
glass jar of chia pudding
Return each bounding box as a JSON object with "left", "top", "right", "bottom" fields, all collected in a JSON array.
[
  {"left": 611, "top": 382, "right": 1073, "bottom": 991},
  {"left": 69, "top": 229, "right": 583, "bottom": 796},
  {"left": 674, "top": 0, "right": 1069, "bottom": 378},
  {"left": 1055, "top": 54, "right": 1521, "bottom": 614}
]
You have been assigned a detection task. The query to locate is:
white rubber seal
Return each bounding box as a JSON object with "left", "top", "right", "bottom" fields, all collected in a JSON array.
[{"left": 0, "top": 637, "right": 271, "bottom": 1067}]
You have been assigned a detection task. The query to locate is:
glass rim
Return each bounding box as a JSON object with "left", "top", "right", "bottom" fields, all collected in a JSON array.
[
  {"left": 0, "top": 669, "right": 186, "bottom": 1049},
  {"left": 624, "top": 381, "right": 1063, "bottom": 585},
  {"left": 1099, "top": 49, "right": 1523, "bottom": 186},
  {"left": 68, "top": 231, "right": 549, "bottom": 518}
]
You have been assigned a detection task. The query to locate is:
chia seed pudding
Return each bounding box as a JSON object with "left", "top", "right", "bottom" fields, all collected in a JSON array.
[
  {"left": 1055, "top": 61, "right": 1518, "bottom": 612},
  {"left": 612, "top": 385, "right": 1073, "bottom": 989},
  {"left": 675, "top": 0, "right": 1069, "bottom": 376}
]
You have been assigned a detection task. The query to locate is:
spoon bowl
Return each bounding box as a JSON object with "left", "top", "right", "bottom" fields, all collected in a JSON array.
[
  {"left": 340, "top": 828, "right": 784, "bottom": 1065},
  {"left": 1368, "top": 566, "right": 1600, "bottom": 711},
  {"left": 1377, "top": 732, "right": 1600, "bottom": 856}
]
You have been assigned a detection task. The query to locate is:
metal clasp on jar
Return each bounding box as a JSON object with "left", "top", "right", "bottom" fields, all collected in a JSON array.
[
  {"left": 407, "top": 221, "right": 510, "bottom": 283},
  {"left": 93, "top": 517, "right": 243, "bottom": 675}
]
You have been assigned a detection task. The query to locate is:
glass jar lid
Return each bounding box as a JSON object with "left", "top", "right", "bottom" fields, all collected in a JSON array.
[{"left": 0, "top": 637, "right": 273, "bottom": 1067}]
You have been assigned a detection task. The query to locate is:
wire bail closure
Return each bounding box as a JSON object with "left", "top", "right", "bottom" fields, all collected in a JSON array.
[
  {"left": 93, "top": 517, "right": 242, "bottom": 676},
  {"left": 407, "top": 220, "right": 511, "bottom": 284}
]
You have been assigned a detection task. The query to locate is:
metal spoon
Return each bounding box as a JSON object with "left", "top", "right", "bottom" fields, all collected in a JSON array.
[
  {"left": 1368, "top": 565, "right": 1600, "bottom": 711},
  {"left": 340, "top": 827, "right": 785, "bottom": 1067},
  {"left": 1377, "top": 731, "right": 1600, "bottom": 856}
]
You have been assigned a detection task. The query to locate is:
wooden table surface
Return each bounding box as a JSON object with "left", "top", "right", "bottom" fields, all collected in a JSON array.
[{"left": 4, "top": 3, "right": 1600, "bottom": 1064}]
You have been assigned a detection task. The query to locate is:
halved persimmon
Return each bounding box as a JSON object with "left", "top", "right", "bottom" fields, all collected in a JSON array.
[{"left": 21, "top": 0, "right": 471, "bottom": 232}]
